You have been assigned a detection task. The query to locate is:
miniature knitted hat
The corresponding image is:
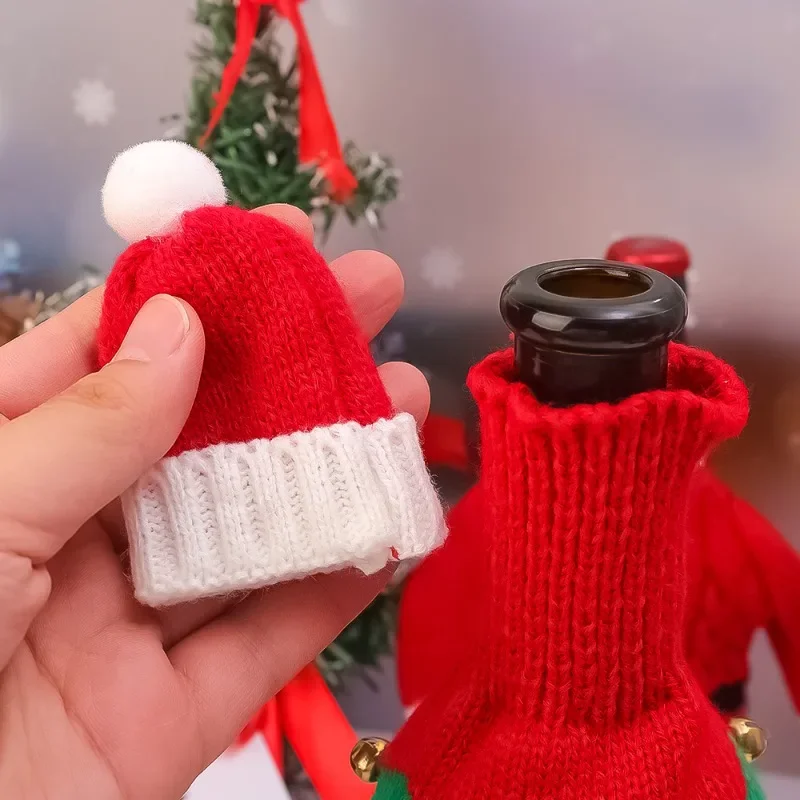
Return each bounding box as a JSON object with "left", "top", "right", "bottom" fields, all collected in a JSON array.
[
  {"left": 97, "top": 140, "right": 446, "bottom": 607},
  {"left": 380, "top": 345, "right": 759, "bottom": 799}
]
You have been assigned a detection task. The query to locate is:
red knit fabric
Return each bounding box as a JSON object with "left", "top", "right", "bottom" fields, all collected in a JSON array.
[
  {"left": 685, "top": 467, "right": 800, "bottom": 713},
  {"left": 386, "top": 344, "right": 749, "bottom": 799},
  {"left": 397, "top": 483, "right": 484, "bottom": 706},
  {"left": 97, "top": 205, "right": 392, "bottom": 455},
  {"left": 399, "top": 467, "right": 800, "bottom": 718}
]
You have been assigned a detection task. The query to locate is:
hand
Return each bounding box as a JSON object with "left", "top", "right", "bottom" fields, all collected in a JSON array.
[{"left": 0, "top": 206, "right": 429, "bottom": 800}]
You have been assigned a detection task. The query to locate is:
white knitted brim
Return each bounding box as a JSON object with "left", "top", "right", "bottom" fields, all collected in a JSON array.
[{"left": 122, "top": 412, "right": 446, "bottom": 606}]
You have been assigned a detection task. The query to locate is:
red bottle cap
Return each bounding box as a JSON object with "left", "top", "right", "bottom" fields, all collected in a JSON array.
[{"left": 605, "top": 236, "right": 690, "bottom": 278}]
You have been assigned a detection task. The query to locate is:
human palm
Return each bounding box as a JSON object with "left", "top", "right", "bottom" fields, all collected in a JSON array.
[{"left": 0, "top": 206, "right": 427, "bottom": 799}]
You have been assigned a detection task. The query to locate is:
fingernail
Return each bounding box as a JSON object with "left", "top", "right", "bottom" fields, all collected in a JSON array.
[{"left": 113, "top": 295, "right": 191, "bottom": 362}]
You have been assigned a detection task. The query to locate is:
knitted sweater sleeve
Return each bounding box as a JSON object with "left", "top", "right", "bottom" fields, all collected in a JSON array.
[{"left": 734, "top": 494, "right": 800, "bottom": 712}]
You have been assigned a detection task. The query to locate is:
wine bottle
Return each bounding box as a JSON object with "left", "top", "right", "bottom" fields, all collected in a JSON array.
[
  {"left": 372, "top": 260, "right": 755, "bottom": 800},
  {"left": 605, "top": 236, "right": 690, "bottom": 291},
  {"left": 394, "top": 259, "right": 687, "bottom": 711},
  {"left": 605, "top": 236, "right": 691, "bottom": 342},
  {"left": 605, "top": 237, "right": 800, "bottom": 725}
]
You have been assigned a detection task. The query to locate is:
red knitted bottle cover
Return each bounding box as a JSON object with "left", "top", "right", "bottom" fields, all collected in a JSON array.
[{"left": 380, "top": 344, "right": 752, "bottom": 800}]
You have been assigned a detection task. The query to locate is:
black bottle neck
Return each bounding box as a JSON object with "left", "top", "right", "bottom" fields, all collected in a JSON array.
[
  {"left": 500, "top": 260, "right": 687, "bottom": 408},
  {"left": 514, "top": 337, "right": 669, "bottom": 406}
]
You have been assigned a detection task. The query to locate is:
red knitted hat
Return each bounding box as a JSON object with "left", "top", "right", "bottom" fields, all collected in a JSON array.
[
  {"left": 380, "top": 345, "right": 756, "bottom": 799},
  {"left": 96, "top": 140, "right": 445, "bottom": 606}
]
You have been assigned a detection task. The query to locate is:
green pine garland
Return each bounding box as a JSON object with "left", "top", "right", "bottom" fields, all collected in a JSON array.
[
  {"left": 319, "top": 581, "right": 401, "bottom": 690},
  {"left": 175, "top": 0, "right": 402, "bottom": 688},
  {"left": 181, "top": 0, "right": 400, "bottom": 237}
]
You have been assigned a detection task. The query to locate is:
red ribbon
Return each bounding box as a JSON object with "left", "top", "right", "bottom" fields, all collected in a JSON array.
[
  {"left": 238, "top": 697, "right": 283, "bottom": 773},
  {"left": 199, "top": 0, "right": 358, "bottom": 201},
  {"left": 238, "top": 664, "right": 374, "bottom": 799}
]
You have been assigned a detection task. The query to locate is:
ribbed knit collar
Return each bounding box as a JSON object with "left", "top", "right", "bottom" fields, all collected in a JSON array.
[
  {"left": 383, "top": 344, "right": 751, "bottom": 800},
  {"left": 467, "top": 344, "right": 748, "bottom": 725}
]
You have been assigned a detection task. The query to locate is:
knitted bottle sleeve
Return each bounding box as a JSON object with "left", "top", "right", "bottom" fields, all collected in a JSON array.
[{"left": 379, "top": 345, "right": 755, "bottom": 800}]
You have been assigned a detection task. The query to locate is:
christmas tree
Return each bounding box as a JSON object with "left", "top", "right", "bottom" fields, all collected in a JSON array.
[
  {"left": 178, "top": 0, "right": 400, "bottom": 236},
  {"left": 176, "top": 0, "right": 402, "bottom": 689}
]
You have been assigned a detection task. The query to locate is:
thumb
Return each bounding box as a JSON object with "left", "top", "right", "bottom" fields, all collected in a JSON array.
[{"left": 0, "top": 294, "right": 205, "bottom": 564}]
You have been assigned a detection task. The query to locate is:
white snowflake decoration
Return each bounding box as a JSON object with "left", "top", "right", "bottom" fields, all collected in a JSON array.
[
  {"left": 319, "top": 0, "right": 354, "bottom": 28},
  {"left": 163, "top": 122, "right": 184, "bottom": 140},
  {"left": 73, "top": 80, "right": 116, "bottom": 127},
  {"left": 421, "top": 246, "right": 465, "bottom": 291}
]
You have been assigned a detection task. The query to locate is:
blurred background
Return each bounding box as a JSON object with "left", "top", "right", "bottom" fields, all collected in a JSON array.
[{"left": 2, "top": 0, "right": 800, "bottom": 795}]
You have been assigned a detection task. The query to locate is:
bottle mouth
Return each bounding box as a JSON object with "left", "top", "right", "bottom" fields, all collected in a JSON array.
[
  {"left": 538, "top": 265, "right": 652, "bottom": 300},
  {"left": 500, "top": 259, "right": 687, "bottom": 355}
]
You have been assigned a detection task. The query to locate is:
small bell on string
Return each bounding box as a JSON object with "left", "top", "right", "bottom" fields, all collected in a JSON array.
[
  {"left": 728, "top": 717, "right": 768, "bottom": 762},
  {"left": 350, "top": 737, "right": 388, "bottom": 783}
]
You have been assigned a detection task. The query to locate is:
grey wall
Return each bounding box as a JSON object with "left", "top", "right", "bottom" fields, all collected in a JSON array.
[
  {"left": 3, "top": 0, "right": 800, "bottom": 776},
  {"left": 0, "top": 0, "right": 195, "bottom": 285}
]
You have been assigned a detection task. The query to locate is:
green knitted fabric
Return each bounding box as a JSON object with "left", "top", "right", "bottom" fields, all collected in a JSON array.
[
  {"left": 373, "top": 770, "right": 411, "bottom": 800},
  {"left": 738, "top": 750, "right": 766, "bottom": 800}
]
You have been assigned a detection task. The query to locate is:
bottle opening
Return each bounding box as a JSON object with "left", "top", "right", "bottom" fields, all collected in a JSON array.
[{"left": 538, "top": 267, "right": 651, "bottom": 300}]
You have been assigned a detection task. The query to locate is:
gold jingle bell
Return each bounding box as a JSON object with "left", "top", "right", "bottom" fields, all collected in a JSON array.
[
  {"left": 350, "top": 737, "right": 389, "bottom": 783},
  {"left": 729, "top": 717, "right": 768, "bottom": 762}
]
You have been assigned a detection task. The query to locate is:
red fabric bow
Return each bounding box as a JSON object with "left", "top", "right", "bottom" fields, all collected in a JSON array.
[
  {"left": 199, "top": 0, "right": 358, "bottom": 201},
  {"left": 237, "top": 664, "right": 374, "bottom": 799}
]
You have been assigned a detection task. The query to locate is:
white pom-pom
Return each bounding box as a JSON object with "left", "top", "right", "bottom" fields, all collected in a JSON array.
[{"left": 102, "top": 140, "right": 226, "bottom": 243}]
